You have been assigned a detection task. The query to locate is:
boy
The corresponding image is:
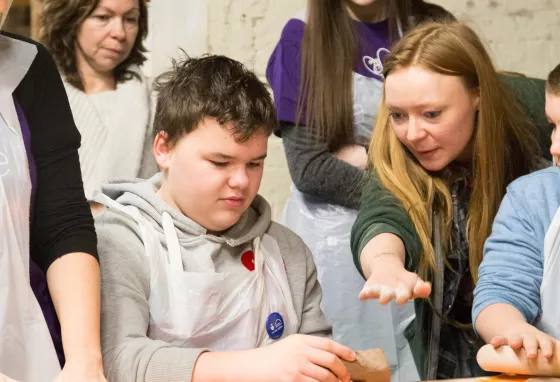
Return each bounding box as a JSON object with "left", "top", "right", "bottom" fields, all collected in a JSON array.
[
  {"left": 95, "top": 55, "right": 355, "bottom": 382},
  {"left": 473, "top": 63, "right": 560, "bottom": 359}
]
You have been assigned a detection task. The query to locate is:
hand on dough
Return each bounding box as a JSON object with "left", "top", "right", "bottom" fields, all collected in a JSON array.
[{"left": 490, "top": 324, "right": 558, "bottom": 359}]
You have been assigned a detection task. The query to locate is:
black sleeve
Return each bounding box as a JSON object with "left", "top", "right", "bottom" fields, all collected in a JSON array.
[
  {"left": 13, "top": 38, "right": 98, "bottom": 272},
  {"left": 281, "top": 122, "right": 365, "bottom": 209}
]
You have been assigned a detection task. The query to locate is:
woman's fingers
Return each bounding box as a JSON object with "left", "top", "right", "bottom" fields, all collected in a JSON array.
[{"left": 413, "top": 280, "right": 432, "bottom": 299}]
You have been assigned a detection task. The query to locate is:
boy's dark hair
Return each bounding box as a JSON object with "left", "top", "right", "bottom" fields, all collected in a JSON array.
[
  {"left": 153, "top": 54, "right": 278, "bottom": 146},
  {"left": 546, "top": 62, "right": 560, "bottom": 95}
]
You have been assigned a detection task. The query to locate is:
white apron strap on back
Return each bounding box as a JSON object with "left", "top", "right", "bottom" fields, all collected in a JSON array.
[
  {"left": 93, "top": 192, "right": 145, "bottom": 223},
  {"left": 161, "top": 212, "right": 185, "bottom": 271}
]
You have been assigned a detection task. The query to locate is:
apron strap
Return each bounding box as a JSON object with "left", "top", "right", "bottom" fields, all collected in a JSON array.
[
  {"left": 253, "top": 236, "right": 264, "bottom": 271},
  {"left": 162, "top": 212, "right": 185, "bottom": 272},
  {"left": 92, "top": 192, "right": 144, "bottom": 223},
  {"left": 95, "top": 191, "right": 183, "bottom": 271}
]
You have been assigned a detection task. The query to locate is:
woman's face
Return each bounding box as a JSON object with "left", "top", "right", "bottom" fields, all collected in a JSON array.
[
  {"left": 345, "top": 0, "right": 383, "bottom": 21},
  {"left": 347, "top": 0, "right": 376, "bottom": 5},
  {"left": 75, "top": 0, "right": 140, "bottom": 75},
  {"left": 385, "top": 66, "right": 480, "bottom": 172}
]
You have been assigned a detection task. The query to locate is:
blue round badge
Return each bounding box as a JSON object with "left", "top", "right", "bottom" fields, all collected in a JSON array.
[{"left": 266, "top": 312, "right": 284, "bottom": 340}]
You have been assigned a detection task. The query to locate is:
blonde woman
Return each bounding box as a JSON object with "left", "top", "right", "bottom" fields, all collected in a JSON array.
[
  {"left": 351, "top": 21, "right": 552, "bottom": 380},
  {"left": 0, "top": 0, "right": 104, "bottom": 381},
  {"left": 266, "top": 2, "right": 453, "bottom": 379}
]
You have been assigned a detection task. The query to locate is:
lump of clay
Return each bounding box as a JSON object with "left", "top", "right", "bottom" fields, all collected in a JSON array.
[{"left": 341, "top": 348, "right": 391, "bottom": 382}]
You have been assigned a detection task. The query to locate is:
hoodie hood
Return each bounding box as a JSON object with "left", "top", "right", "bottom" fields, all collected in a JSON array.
[{"left": 98, "top": 173, "right": 272, "bottom": 248}]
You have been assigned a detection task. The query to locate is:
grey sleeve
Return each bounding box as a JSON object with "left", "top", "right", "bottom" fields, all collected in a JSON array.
[
  {"left": 96, "top": 213, "right": 206, "bottom": 382},
  {"left": 298, "top": 243, "right": 332, "bottom": 338},
  {"left": 281, "top": 122, "right": 365, "bottom": 209}
]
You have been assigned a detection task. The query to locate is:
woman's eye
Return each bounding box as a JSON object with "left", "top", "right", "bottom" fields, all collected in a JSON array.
[
  {"left": 390, "top": 112, "right": 404, "bottom": 120},
  {"left": 94, "top": 14, "right": 111, "bottom": 21},
  {"left": 424, "top": 111, "right": 441, "bottom": 119}
]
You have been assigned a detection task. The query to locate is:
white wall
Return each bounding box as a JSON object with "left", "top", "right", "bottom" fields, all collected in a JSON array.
[
  {"left": 148, "top": 0, "right": 560, "bottom": 219},
  {"left": 145, "top": 0, "right": 208, "bottom": 77}
]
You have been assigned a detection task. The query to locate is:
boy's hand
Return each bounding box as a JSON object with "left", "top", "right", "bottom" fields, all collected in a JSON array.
[
  {"left": 251, "top": 334, "right": 355, "bottom": 382},
  {"left": 490, "top": 323, "right": 558, "bottom": 359}
]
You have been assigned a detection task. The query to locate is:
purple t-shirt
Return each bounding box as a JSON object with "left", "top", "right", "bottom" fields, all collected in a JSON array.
[{"left": 266, "top": 17, "right": 390, "bottom": 125}]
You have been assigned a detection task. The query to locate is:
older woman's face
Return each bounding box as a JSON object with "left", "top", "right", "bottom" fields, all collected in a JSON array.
[{"left": 75, "top": 0, "right": 140, "bottom": 75}]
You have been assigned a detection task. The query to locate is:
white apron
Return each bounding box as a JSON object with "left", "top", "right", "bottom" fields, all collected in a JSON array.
[
  {"left": 537, "top": 206, "right": 560, "bottom": 339},
  {"left": 98, "top": 195, "right": 299, "bottom": 350},
  {"left": 279, "top": 12, "right": 418, "bottom": 382},
  {"left": 0, "top": 36, "right": 61, "bottom": 381}
]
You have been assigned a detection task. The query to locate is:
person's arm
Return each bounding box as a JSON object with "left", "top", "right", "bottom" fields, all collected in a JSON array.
[
  {"left": 473, "top": 187, "right": 546, "bottom": 347},
  {"left": 475, "top": 304, "right": 556, "bottom": 358},
  {"left": 349, "top": 174, "right": 432, "bottom": 303},
  {"left": 350, "top": 174, "right": 421, "bottom": 275},
  {"left": 14, "top": 40, "right": 104, "bottom": 378},
  {"left": 47, "top": 255, "right": 104, "bottom": 374},
  {"left": 282, "top": 123, "right": 366, "bottom": 208},
  {"left": 192, "top": 335, "right": 355, "bottom": 382}
]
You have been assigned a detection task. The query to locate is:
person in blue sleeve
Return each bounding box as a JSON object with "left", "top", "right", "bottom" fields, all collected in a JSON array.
[{"left": 473, "top": 62, "right": 560, "bottom": 361}]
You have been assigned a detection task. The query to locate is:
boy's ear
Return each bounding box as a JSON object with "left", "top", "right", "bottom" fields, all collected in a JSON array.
[{"left": 154, "top": 132, "right": 172, "bottom": 170}]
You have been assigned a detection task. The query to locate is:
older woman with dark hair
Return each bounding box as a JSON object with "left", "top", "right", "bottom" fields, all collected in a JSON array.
[
  {"left": 0, "top": 0, "right": 106, "bottom": 381},
  {"left": 41, "top": 0, "right": 157, "bottom": 214}
]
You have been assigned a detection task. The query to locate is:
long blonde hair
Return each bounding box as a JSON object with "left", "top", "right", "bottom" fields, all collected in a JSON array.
[{"left": 370, "top": 21, "right": 540, "bottom": 281}]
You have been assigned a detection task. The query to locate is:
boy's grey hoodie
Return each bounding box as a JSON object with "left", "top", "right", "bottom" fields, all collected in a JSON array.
[{"left": 95, "top": 174, "right": 331, "bottom": 382}]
